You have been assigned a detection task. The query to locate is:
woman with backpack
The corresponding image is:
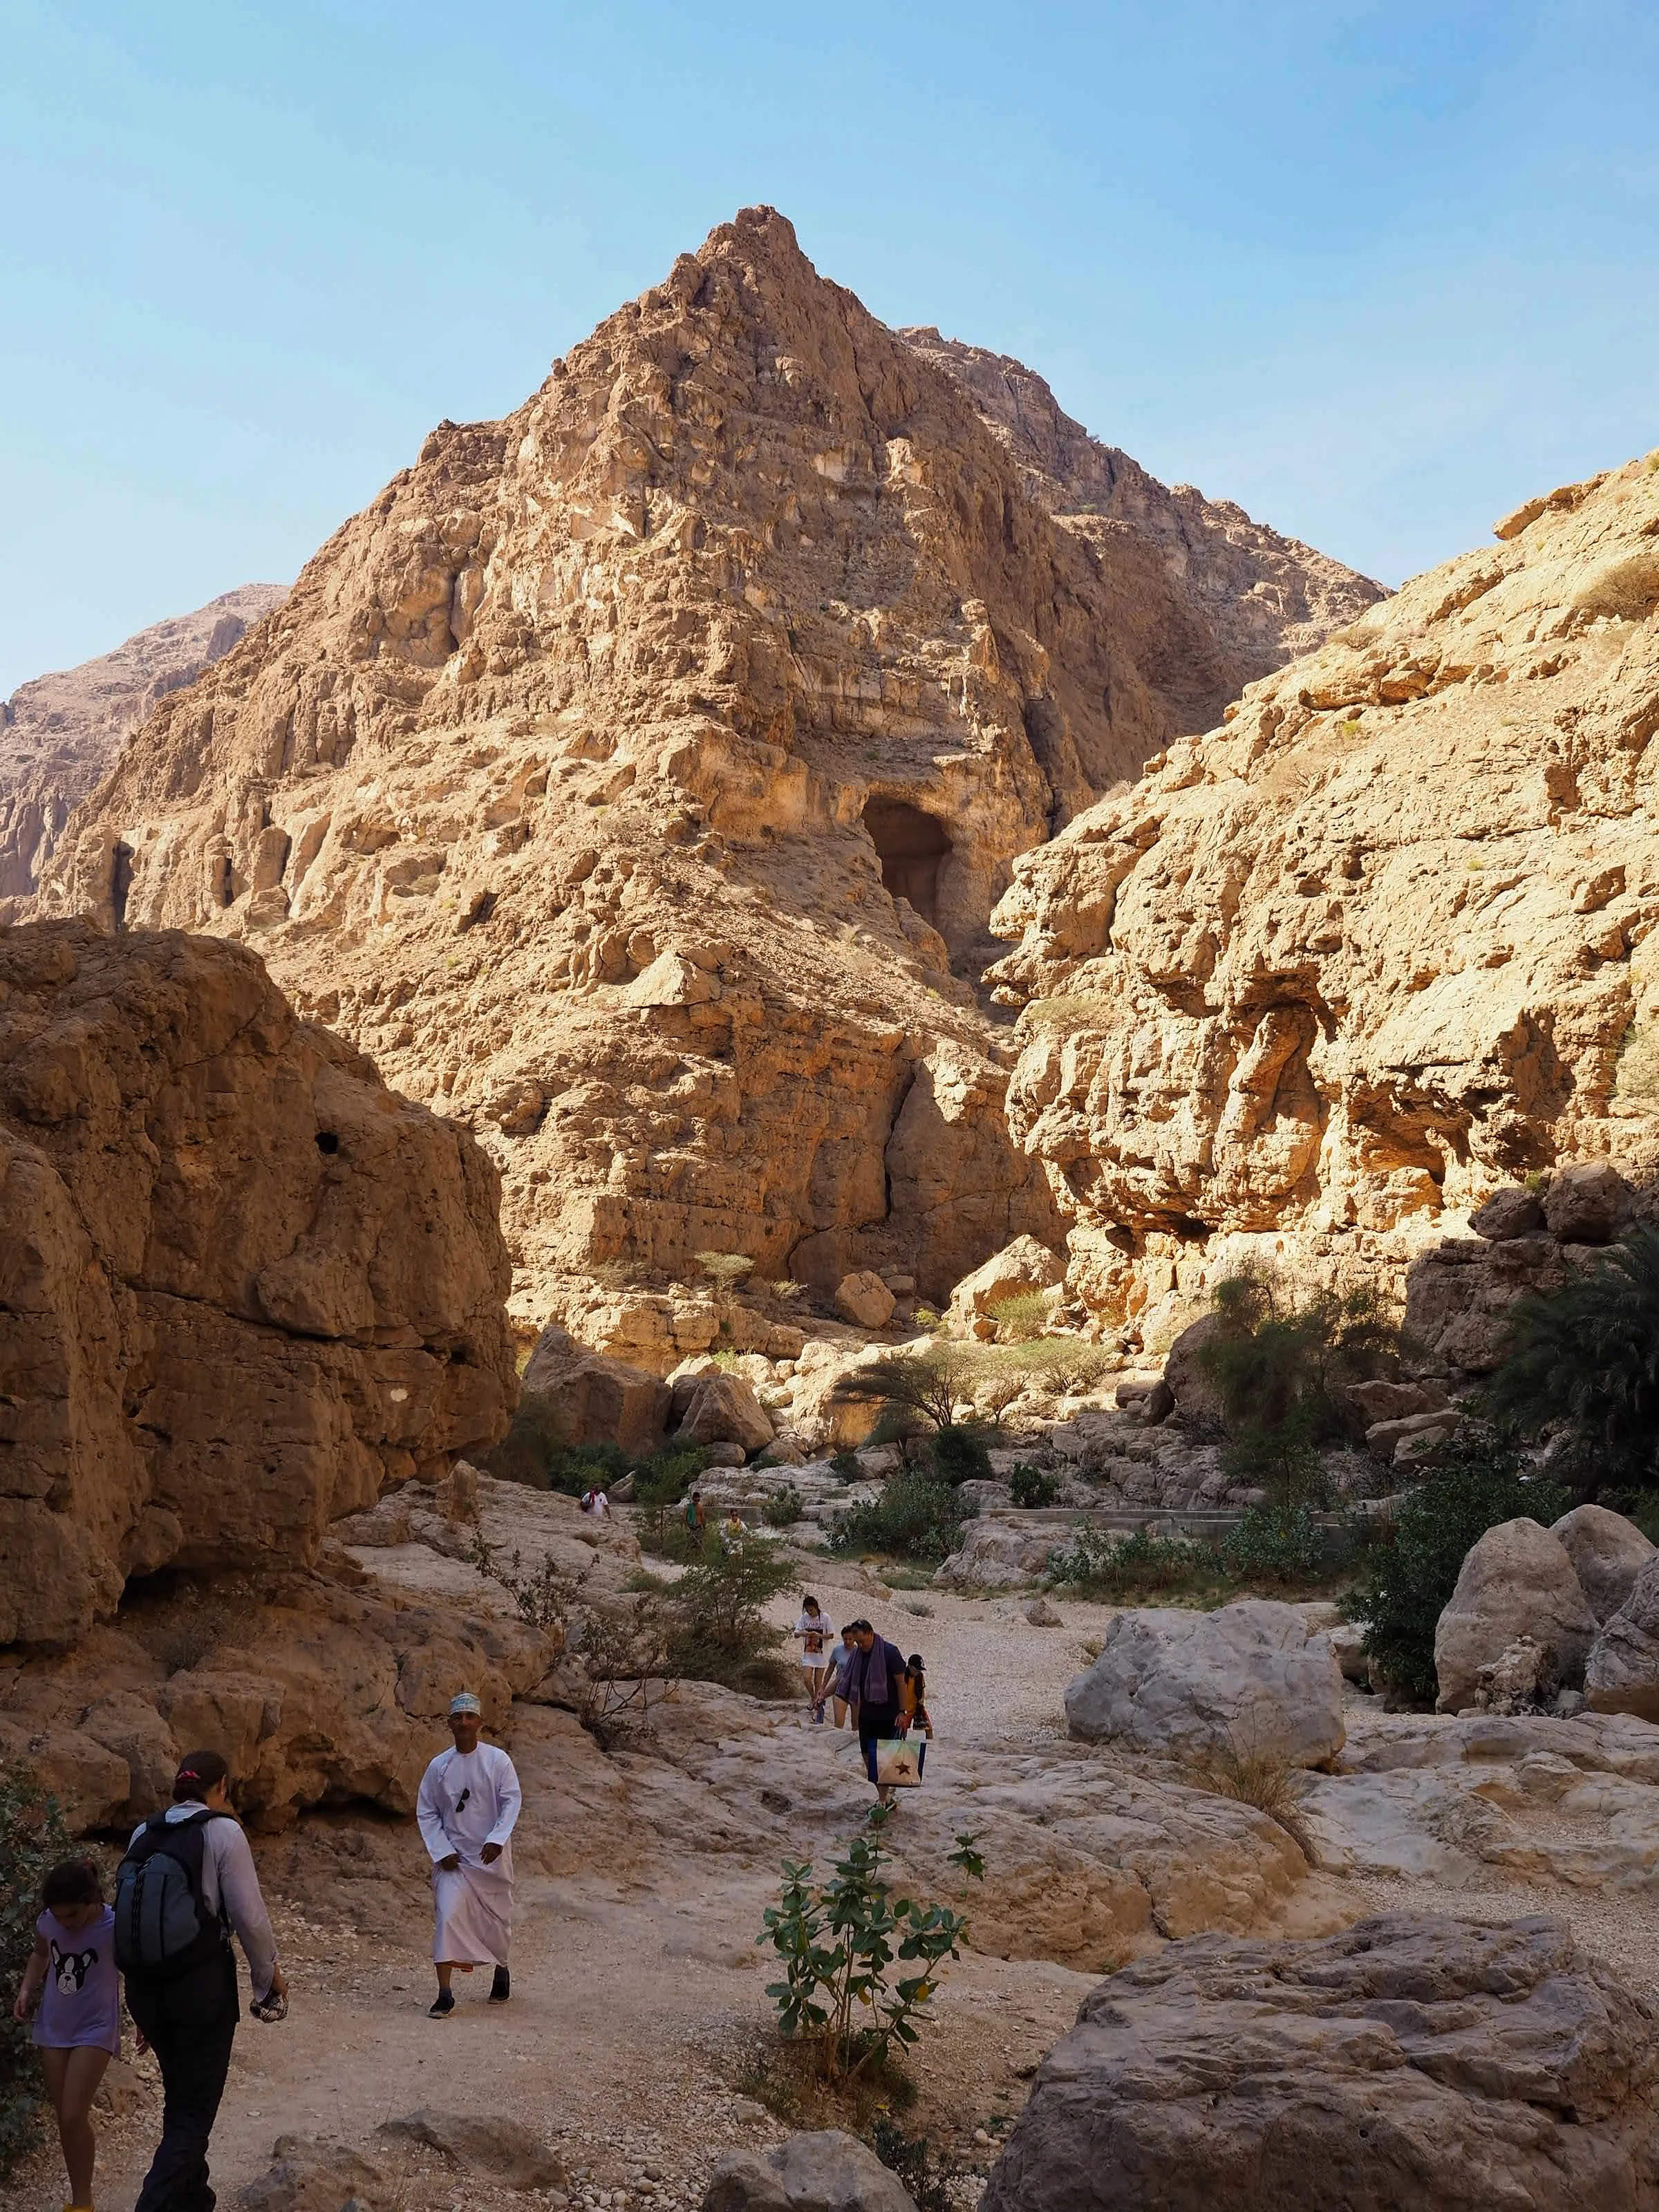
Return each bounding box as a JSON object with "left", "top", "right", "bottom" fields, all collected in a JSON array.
[
  {"left": 11, "top": 1855, "right": 120, "bottom": 2211},
  {"left": 115, "top": 1751, "right": 286, "bottom": 2212}
]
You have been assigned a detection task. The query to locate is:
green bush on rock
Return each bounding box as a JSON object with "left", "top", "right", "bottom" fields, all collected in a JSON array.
[{"left": 1349, "top": 1432, "right": 1569, "bottom": 1707}]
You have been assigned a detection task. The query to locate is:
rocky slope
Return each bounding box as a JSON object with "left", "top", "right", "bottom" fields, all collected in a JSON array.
[
  {"left": 0, "top": 920, "right": 515, "bottom": 1650},
  {"left": 987, "top": 452, "right": 1659, "bottom": 1342},
  {"left": 0, "top": 583, "right": 288, "bottom": 901},
  {"left": 904, "top": 329, "right": 1386, "bottom": 728},
  {"left": 37, "top": 207, "right": 1369, "bottom": 1329}
]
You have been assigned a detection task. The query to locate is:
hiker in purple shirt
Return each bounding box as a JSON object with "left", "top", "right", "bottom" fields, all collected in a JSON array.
[{"left": 841, "top": 1621, "right": 915, "bottom": 1804}]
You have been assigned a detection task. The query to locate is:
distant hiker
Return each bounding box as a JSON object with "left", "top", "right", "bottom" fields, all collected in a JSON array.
[
  {"left": 116, "top": 1750, "right": 285, "bottom": 2212},
  {"left": 13, "top": 1856, "right": 120, "bottom": 2211},
  {"left": 843, "top": 1622, "right": 913, "bottom": 1803},
  {"left": 416, "top": 1692, "right": 522, "bottom": 2018},
  {"left": 721, "top": 1510, "right": 745, "bottom": 1553},
  {"left": 793, "top": 1595, "right": 835, "bottom": 1720},
  {"left": 906, "top": 1654, "right": 935, "bottom": 1776},
  {"left": 581, "top": 1485, "right": 610, "bottom": 1519},
  {"left": 683, "top": 1490, "right": 705, "bottom": 1539}
]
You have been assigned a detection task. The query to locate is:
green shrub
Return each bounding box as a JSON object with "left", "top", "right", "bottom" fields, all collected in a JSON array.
[
  {"left": 759, "top": 1810, "right": 982, "bottom": 2083},
  {"left": 761, "top": 1484, "right": 805, "bottom": 1527},
  {"left": 1009, "top": 1462, "right": 1060, "bottom": 1508},
  {"left": 830, "top": 1473, "right": 969, "bottom": 1566},
  {"left": 1349, "top": 1433, "right": 1570, "bottom": 1707},
  {"left": 830, "top": 1449, "right": 862, "bottom": 1482},
  {"left": 1217, "top": 1503, "right": 1325, "bottom": 1585},
  {"left": 1, "top": 1765, "right": 76, "bottom": 2180},
  {"left": 1046, "top": 1524, "right": 1197, "bottom": 1596},
  {"left": 1483, "top": 1226, "right": 1659, "bottom": 1499},
  {"left": 667, "top": 1528, "right": 798, "bottom": 1696},
  {"left": 931, "top": 1424, "right": 992, "bottom": 1487},
  {"left": 1196, "top": 1275, "right": 1398, "bottom": 1508},
  {"left": 986, "top": 1290, "right": 1051, "bottom": 1343}
]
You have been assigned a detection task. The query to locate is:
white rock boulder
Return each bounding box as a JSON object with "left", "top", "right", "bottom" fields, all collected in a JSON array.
[
  {"left": 1065, "top": 1600, "right": 1345, "bottom": 1769},
  {"left": 834, "top": 1270, "right": 897, "bottom": 1329},
  {"left": 1434, "top": 1518, "right": 1596, "bottom": 1713},
  {"left": 704, "top": 2132, "right": 917, "bottom": 2212},
  {"left": 676, "top": 1371, "right": 775, "bottom": 1452},
  {"left": 1550, "top": 1503, "right": 1656, "bottom": 1624}
]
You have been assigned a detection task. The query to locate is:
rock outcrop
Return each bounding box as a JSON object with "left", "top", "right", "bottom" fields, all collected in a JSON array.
[
  {"left": 518, "top": 1322, "right": 671, "bottom": 1456},
  {"left": 38, "top": 209, "right": 1368, "bottom": 1328},
  {"left": 1587, "top": 1553, "right": 1659, "bottom": 1719},
  {"left": 0, "top": 919, "right": 515, "bottom": 1649},
  {"left": 1434, "top": 1518, "right": 1597, "bottom": 1713},
  {"left": 981, "top": 1915, "right": 1659, "bottom": 2211},
  {"left": 1064, "top": 1600, "right": 1345, "bottom": 1768},
  {"left": 0, "top": 585, "right": 287, "bottom": 903},
  {"left": 987, "top": 453, "right": 1659, "bottom": 1342},
  {"left": 904, "top": 328, "right": 1385, "bottom": 727},
  {"left": 1552, "top": 1503, "right": 1656, "bottom": 1624}
]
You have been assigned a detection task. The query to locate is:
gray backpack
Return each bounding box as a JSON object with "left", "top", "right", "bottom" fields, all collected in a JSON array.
[{"left": 113, "top": 1810, "right": 231, "bottom": 1978}]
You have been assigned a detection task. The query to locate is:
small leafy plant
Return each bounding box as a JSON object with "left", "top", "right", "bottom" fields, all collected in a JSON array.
[
  {"left": 759, "top": 1811, "right": 983, "bottom": 2083},
  {"left": 1009, "top": 1461, "right": 1059, "bottom": 1508},
  {"left": 1046, "top": 1524, "right": 1197, "bottom": 1596},
  {"left": 1218, "top": 1503, "right": 1325, "bottom": 1585},
  {"left": 761, "top": 1483, "right": 805, "bottom": 1527}
]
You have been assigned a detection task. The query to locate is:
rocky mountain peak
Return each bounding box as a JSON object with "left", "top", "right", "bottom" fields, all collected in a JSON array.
[
  {"left": 34, "top": 210, "right": 1376, "bottom": 1329},
  {"left": 0, "top": 583, "right": 288, "bottom": 900}
]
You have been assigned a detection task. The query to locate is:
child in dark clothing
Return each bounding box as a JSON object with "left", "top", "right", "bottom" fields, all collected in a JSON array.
[{"left": 907, "top": 1654, "right": 934, "bottom": 1777}]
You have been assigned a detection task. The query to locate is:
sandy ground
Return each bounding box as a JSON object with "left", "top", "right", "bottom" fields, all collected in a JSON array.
[{"left": 13, "top": 1563, "right": 1659, "bottom": 2212}]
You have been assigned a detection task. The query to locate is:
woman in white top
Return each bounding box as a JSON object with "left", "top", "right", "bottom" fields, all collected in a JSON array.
[{"left": 793, "top": 1596, "right": 836, "bottom": 1723}]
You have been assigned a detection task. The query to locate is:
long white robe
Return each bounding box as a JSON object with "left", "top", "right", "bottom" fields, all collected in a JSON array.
[{"left": 415, "top": 1742, "right": 522, "bottom": 1967}]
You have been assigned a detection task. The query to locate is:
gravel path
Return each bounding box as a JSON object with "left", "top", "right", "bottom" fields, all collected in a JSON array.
[{"left": 15, "top": 1550, "right": 1659, "bottom": 2212}]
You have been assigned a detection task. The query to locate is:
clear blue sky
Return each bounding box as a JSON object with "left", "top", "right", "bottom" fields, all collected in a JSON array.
[{"left": 3, "top": 1, "right": 1656, "bottom": 697}]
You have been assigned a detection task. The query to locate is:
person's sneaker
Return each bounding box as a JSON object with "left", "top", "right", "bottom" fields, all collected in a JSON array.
[
  {"left": 428, "top": 1989, "right": 455, "bottom": 2018},
  {"left": 489, "top": 1967, "right": 511, "bottom": 2003}
]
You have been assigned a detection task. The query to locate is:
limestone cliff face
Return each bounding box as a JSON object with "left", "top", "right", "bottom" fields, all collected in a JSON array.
[
  {"left": 0, "top": 921, "right": 515, "bottom": 1648},
  {"left": 901, "top": 330, "right": 1386, "bottom": 729},
  {"left": 0, "top": 585, "right": 288, "bottom": 901},
  {"left": 987, "top": 455, "right": 1659, "bottom": 1341},
  {"left": 39, "top": 209, "right": 1368, "bottom": 1322}
]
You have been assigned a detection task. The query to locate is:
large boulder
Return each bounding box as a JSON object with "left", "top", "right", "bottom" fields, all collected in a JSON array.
[
  {"left": 1434, "top": 1518, "right": 1596, "bottom": 1712},
  {"left": 1065, "top": 1600, "right": 1345, "bottom": 1769},
  {"left": 946, "top": 1234, "right": 1066, "bottom": 1327},
  {"left": 1544, "top": 1158, "right": 1629, "bottom": 1244},
  {"left": 1550, "top": 1503, "right": 1656, "bottom": 1625},
  {"left": 520, "top": 1322, "right": 670, "bottom": 1456},
  {"left": 704, "top": 2131, "right": 916, "bottom": 2212},
  {"left": 1158, "top": 1313, "right": 1226, "bottom": 1428},
  {"left": 1468, "top": 1185, "right": 1545, "bottom": 1241},
  {"left": 980, "top": 1915, "right": 1659, "bottom": 2212},
  {"left": 677, "top": 1371, "right": 775, "bottom": 1452},
  {"left": 0, "top": 921, "right": 515, "bottom": 1651},
  {"left": 834, "top": 1270, "right": 897, "bottom": 1329},
  {"left": 1586, "top": 1554, "right": 1659, "bottom": 1720}
]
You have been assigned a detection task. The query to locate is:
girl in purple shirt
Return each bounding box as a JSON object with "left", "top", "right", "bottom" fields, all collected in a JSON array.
[{"left": 12, "top": 1857, "right": 121, "bottom": 2211}]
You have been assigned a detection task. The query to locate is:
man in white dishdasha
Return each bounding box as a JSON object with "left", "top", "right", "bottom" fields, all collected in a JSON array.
[{"left": 415, "top": 1691, "right": 522, "bottom": 2018}]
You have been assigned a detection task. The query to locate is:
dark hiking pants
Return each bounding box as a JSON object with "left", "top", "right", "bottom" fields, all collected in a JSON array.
[{"left": 126, "top": 1951, "right": 238, "bottom": 2212}]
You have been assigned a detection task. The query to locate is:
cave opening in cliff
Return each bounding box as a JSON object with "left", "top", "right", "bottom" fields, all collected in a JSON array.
[{"left": 863, "top": 797, "right": 950, "bottom": 926}]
